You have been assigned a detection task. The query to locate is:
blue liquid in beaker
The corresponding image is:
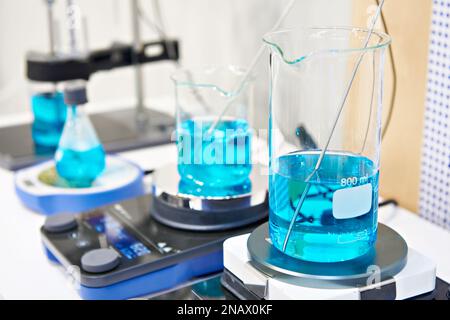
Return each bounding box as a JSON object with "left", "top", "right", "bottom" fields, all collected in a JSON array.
[
  {"left": 269, "top": 152, "right": 378, "bottom": 263},
  {"left": 177, "top": 118, "right": 252, "bottom": 194},
  {"left": 55, "top": 145, "right": 106, "bottom": 188},
  {"left": 178, "top": 178, "right": 252, "bottom": 198},
  {"left": 31, "top": 92, "right": 67, "bottom": 150}
]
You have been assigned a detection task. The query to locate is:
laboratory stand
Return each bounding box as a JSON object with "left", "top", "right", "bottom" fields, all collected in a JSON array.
[{"left": 0, "top": 0, "right": 179, "bottom": 171}]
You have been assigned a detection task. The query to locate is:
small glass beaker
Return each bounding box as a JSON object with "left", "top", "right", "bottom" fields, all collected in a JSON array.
[
  {"left": 30, "top": 81, "right": 67, "bottom": 153},
  {"left": 172, "top": 66, "right": 254, "bottom": 197},
  {"left": 264, "top": 27, "right": 391, "bottom": 262}
]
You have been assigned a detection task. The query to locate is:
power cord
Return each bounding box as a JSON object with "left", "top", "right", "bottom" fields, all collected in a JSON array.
[
  {"left": 379, "top": 199, "right": 398, "bottom": 207},
  {"left": 376, "top": 0, "right": 398, "bottom": 141},
  {"left": 374, "top": 1, "right": 401, "bottom": 215}
]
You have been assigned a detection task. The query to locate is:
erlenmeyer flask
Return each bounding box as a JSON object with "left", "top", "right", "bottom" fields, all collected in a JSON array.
[
  {"left": 264, "top": 27, "right": 391, "bottom": 262},
  {"left": 55, "top": 81, "right": 105, "bottom": 188}
]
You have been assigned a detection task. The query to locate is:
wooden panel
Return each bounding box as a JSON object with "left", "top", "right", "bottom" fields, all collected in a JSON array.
[{"left": 353, "top": 0, "right": 433, "bottom": 212}]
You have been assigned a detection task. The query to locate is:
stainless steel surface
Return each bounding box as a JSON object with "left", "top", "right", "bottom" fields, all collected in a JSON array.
[
  {"left": 152, "top": 163, "right": 268, "bottom": 211},
  {"left": 151, "top": 163, "right": 268, "bottom": 231},
  {"left": 247, "top": 222, "right": 408, "bottom": 286}
]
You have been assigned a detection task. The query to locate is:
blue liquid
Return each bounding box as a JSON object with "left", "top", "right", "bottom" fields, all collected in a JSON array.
[
  {"left": 269, "top": 152, "right": 379, "bottom": 263},
  {"left": 177, "top": 118, "right": 252, "bottom": 195},
  {"left": 55, "top": 145, "right": 106, "bottom": 188},
  {"left": 31, "top": 92, "right": 67, "bottom": 149},
  {"left": 178, "top": 178, "right": 252, "bottom": 198}
]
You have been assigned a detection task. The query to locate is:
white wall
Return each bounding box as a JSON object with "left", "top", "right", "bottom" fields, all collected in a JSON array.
[{"left": 0, "top": 0, "right": 352, "bottom": 128}]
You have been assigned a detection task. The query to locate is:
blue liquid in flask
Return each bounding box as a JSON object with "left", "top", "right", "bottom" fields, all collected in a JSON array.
[
  {"left": 269, "top": 151, "right": 378, "bottom": 263},
  {"left": 177, "top": 118, "right": 252, "bottom": 196},
  {"left": 31, "top": 91, "right": 67, "bottom": 150},
  {"left": 55, "top": 106, "right": 105, "bottom": 188}
]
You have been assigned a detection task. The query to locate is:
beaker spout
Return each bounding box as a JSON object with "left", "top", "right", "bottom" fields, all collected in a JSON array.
[{"left": 263, "top": 26, "right": 391, "bottom": 65}]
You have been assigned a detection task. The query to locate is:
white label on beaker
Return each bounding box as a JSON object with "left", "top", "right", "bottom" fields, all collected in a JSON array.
[{"left": 332, "top": 184, "right": 373, "bottom": 219}]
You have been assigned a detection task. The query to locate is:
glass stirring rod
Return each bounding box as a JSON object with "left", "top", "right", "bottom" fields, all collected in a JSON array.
[{"left": 281, "top": 0, "right": 386, "bottom": 252}]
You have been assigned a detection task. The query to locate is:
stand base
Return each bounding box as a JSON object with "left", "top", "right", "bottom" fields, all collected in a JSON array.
[
  {"left": 222, "top": 226, "right": 437, "bottom": 300},
  {"left": 0, "top": 108, "right": 174, "bottom": 170},
  {"left": 248, "top": 223, "right": 408, "bottom": 286},
  {"left": 15, "top": 155, "right": 144, "bottom": 215}
]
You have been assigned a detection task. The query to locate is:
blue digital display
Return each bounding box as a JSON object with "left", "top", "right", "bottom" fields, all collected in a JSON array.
[{"left": 87, "top": 215, "right": 151, "bottom": 260}]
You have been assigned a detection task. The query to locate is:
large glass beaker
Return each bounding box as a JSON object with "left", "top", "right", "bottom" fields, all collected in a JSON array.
[{"left": 265, "top": 27, "right": 391, "bottom": 263}]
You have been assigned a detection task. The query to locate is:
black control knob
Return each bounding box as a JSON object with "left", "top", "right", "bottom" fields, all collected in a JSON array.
[
  {"left": 44, "top": 214, "right": 77, "bottom": 233},
  {"left": 81, "top": 248, "right": 120, "bottom": 273}
]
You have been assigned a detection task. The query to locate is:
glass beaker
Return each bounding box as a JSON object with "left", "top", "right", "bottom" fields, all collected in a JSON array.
[
  {"left": 264, "top": 27, "right": 391, "bottom": 263},
  {"left": 30, "top": 81, "right": 67, "bottom": 153},
  {"left": 172, "top": 66, "right": 254, "bottom": 197}
]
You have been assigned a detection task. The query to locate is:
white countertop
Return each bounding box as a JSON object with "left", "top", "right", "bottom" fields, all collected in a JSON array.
[{"left": 0, "top": 143, "right": 449, "bottom": 299}]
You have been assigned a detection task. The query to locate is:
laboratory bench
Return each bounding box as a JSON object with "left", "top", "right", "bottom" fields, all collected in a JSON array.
[
  {"left": 0, "top": 143, "right": 449, "bottom": 300},
  {"left": 0, "top": 108, "right": 449, "bottom": 299}
]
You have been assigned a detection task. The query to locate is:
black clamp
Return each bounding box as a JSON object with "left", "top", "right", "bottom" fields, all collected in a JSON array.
[{"left": 26, "top": 39, "right": 180, "bottom": 82}]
